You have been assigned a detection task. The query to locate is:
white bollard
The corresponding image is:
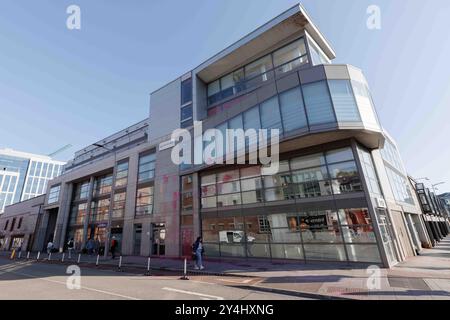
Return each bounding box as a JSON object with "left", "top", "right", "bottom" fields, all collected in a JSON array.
[
  {"left": 145, "top": 257, "right": 151, "bottom": 276},
  {"left": 118, "top": 256, "right": 123, "bottom": 271},
  {"left": 36, "top": 252, "right": 40, "bottom": 260},
  {"left": 180, "top": 258, "right": 189, "bottom": 280},
  {"left": 26, "top": 251, "right": 30, "bottom": 260},
  {"left": 61, "top": 253, "right": 65, "bottom": 262},
  {"left": 48, "top": 252, "right": 52, "bottom": 261},
  {"left": 18, "top": 251, "right": 22, "bottom": 259},
  {"left": 96, "top": 254, "right": 100, "bottom": 266},
  {"left": 77, "top": 253, "right": 81, "bottom": 264}
]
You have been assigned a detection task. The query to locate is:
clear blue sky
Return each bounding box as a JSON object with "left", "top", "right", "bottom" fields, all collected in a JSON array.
[{"left": 0, "top": 0, "right": 449, "bottom": 192}]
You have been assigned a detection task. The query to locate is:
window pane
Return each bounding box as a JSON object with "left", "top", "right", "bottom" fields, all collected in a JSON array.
[
  {"left": 302, "top": 81, "right": 335, "bottom": 125},
  {"left": 273, "top": 38, "right": 307, "bottom": 73},
  {"left": 243, "top": 106, "right": 260, "bottom": 146},
  {"left": 180, "top": 104, "right": 193, "bottom": 121},
  {"left": 241, "top": 190, "right": 264, "bottom": 204},
  {"left": 346, "top": 244, "right": 381, "bottom": 262},
  {"left": 201, "top": 196, "right": 217, "bottom": 208},
  {"left": 303, "top": 244, "right": 346, "bottom": 261},
  {"left": 243, "top": 106, "right": 261, "bottom": 130},
  {"left": 325, "top": 147, "right": 354, "bottom": 163},
  {"left": 328, "top": 161, "right": 358, "bottom": 178},
  {"left": 245, "top": 55, "right": 273, "bottom": 79},
  {"left": 341, "top": 226, "right": 377, "bottom": 243},
  {"left": 217, "top": 169, "right": 239, "bottom": 183},
  {"left": 181, "top": 77, "right": 192, "bottom": 105},
  {"left": 292, "top": 166, "right": 328, "bottom": 183},
  {"left": 240, "top": 177, "right": 263, "bottom": 191},
  {"left": 297, "top": 181, "right": 332, "bottom": 197},
  {"left": 217, "top": 193, "right": 241, "bottom": 207},
  {"left": 338, "top": 208, "right": 372, "bottom": 225},
  {"left": 207, "top": 80, "right": 220, "bottom": 97},
  {"left": 291, "top": 153, "right": 326, "bottom": 170},
  {"left": 329, "top": 80, "right": 361, "bottom": 122},
  {"left": 217, "top": 181, "right": 240, "bottom": 194},
  {"left": 331, "top": 177, "right": 363, "bottom": 194},
  {"left": 279, "top": 87, "right": 308, "bottom": 132},
  {"left": 260, "top": 96, "right": 283, "bottom": 134}
]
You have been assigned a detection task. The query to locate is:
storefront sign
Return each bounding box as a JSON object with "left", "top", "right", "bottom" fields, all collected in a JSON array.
[{"left": 159, "top": 139, "right": 175, "bottom": 151}]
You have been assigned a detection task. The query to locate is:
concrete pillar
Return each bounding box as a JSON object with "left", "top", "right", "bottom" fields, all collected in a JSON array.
[
  {"left": 121, "top": 153, "right": 139, "bottom": 255},
  {"left": 81, "top": 177, "right": 95, "bottom": 249},
  {"left": 192, "top": 172, "right": 201, "bottom": 238},
  {"left": 33, "top": 211, "right": 49, "bottom": 252},
  {"left": 54, "top": 183, "right": 73, "bottom": 251}
]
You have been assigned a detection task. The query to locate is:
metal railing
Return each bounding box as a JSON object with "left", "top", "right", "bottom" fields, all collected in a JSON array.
[{"left": 207, "top": 54, "right": 309, "bottom": 106}]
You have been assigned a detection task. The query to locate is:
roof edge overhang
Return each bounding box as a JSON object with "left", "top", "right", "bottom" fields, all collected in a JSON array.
[{"left": 194, "top": 3, "right": 336, "bottom": 83}]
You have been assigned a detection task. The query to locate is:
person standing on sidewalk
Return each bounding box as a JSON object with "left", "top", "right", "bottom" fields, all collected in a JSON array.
[
  {"left": 110, "top": 236, "right": 118, "bottom": 259},
  {"left": 192, "top": 237, "right": 205, "bottom": 270}
]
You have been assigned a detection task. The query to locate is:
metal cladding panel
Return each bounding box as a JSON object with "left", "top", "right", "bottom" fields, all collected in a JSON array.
[{"left": 149, "top": 79, "right": 181, "bottom": 141}]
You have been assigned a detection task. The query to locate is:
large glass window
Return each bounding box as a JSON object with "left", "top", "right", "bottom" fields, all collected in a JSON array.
[
  {"left": 115, "top": 161, "right": 129, "bottom": 188},
  {"left": 135, "top": 186, "right": 154, "bottom": 215},
  {"left": 181, "top": 175, "right": 193, "bottom": 211},
  {"left": 181, "top": 77, "right": 192, "bottom": 105},
  {"left": 91, "top": 198, "right": 110, "bottom": 222},
  {"left": 180, "top": 104, "right": 193, "bottom": 128},
  {"left": 302, "top": 81, "right": 335, "bottom": 125},
  {"left": 113, "top": 192, "right": 126, "bottom": 218},
  {"left": 328, "top": 80, "right": 361, "bottom": 122},
  {"left": 259, "top": 96, "right": 283, "bottom": 134},
  {"left": 243, "top": 106, "right": 261, "bottom": 146},
  {"left": 206, "top": 37, "right": 308, "bottom": 107},
  {"left": 138, "top": 152, "right": 156, "bottom": 182},
  {"left": 244, "top": 54, "right": 273, "bottom": 81},
  {"left": 279, "top": 87, "right": 308, "bottom": 132},
  {"left": 48, "top": 185, "right": 61, "bottom": 204},
  {"left": 94, "top": 174, "right": 113, "bottom": 197},
  {"left": 273, "top": 38, "right": 307, "bottom": 73}
]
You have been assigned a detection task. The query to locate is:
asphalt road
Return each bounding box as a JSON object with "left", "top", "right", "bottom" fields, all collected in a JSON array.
[{"left": 0, "top": 258, "right": 305, "bottom": 300}]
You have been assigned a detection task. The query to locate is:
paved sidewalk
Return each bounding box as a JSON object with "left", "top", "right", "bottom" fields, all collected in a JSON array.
[{"left": 2, "top": 236, "right": 450, "bottom": 299}]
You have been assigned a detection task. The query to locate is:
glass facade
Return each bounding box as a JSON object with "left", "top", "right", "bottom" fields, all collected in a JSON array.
[
  {"left": 0, "top": 151, "right": 63, "bottom": 212},
  {"left": 203, "top": 79, "right": 372, "bottom": 164},
  {"left": 22, "top": 160, "right": 63, "bottom": 201},
  {"left": 207, "top": 37, "right": 308, "bottom": 106},
  {"left": 201, "top": 147, "right": 362, "bottom": 209},
  {"left": 202, "top": 208, "right": 380, "bottom": 263}
]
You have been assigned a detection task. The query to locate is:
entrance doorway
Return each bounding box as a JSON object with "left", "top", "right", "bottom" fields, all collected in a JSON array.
[
  {"left": 152, "top": 223, "right": 166, "bottom": 256},
  {"left": 391, "top": 210, "right": 415, "bottom": 259},
  {"left": 377, "top": 209, "right": 397, "bottom": 265}
]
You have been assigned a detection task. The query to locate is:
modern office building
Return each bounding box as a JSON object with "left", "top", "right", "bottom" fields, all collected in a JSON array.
[
  {"left": 0, "top": 148, "right": 65, "bottom": 214},
  {"left": 19, "top": 4, "right": 448, "bottom": 267}
]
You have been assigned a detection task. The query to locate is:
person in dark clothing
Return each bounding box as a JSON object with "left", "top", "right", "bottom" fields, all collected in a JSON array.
[
  {"left": 192, "top": 237, "right": 205, "bottom": 270},
  {"left": 110, "top": 236, "right": 118, "bottom": 259}
]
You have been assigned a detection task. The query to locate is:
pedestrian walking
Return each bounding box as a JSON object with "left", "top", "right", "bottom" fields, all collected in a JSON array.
[
  {"left": 46, "top": 241, "right": 54, "bottom": 255},
  {"left": 86, "top": 238, "right": 94, "bottom": 255},
  {"left": 192, "top": 237, "right": 205, "bottom": 270},
  {"left": 110, "top": 236, "right": 118, "bottom": 259}
]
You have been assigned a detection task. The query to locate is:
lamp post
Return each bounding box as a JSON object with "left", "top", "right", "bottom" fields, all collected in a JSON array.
[
  {"left": 431, "top": 182, "right": 445, "bottom": 195},
  {"left": 93, "top": 143, "right": 117, "bottom": 258}
]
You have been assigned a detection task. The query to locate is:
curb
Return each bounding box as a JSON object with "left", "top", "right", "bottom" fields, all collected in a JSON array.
[{"left": 5, "top": 256, "right": 256, "bottom": 278}]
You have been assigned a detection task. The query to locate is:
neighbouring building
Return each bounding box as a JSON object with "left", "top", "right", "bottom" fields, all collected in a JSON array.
[
  {"left": 0, "top": 148, "right": 65, "bottom": 214},
  {"left": 0, "top": 195, "right": 45, "bottom": 251},
  {"left": 411, "top": 182, "right": 450, "bottom": 245},
  {"left": 9, "top": 4, "right": 449, "bottom": 267}
]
